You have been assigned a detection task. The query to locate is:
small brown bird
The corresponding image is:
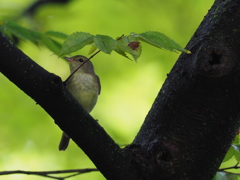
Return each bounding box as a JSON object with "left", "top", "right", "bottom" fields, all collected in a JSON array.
[{"left": 59, "top": 55, "right": 101, "bottom": 151}]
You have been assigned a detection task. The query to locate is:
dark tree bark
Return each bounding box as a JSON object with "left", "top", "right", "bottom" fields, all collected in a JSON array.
[
  {"left": 22, "top": 0, "right": 71, "bottom": 16},
  {"left": 130, "top": 0, "right": 240, "bottom": 179},
  {"left": 1, "top": 0, "right": 240, "bottom": 179},
  {"left": 0, "top": 34, "right": 138, "bottom": 180}
]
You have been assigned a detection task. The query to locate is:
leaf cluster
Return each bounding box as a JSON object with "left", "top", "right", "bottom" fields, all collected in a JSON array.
[
  {"left": 214, "top": 135, "right": 240, "bottom": 180},
  {"left": 0, "top": 20, "right": 190, "bottom": 61}
]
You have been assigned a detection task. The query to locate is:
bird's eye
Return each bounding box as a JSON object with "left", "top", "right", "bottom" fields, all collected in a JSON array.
[{"left": 78, "top": 58, "right": 84, "bottom": 62}]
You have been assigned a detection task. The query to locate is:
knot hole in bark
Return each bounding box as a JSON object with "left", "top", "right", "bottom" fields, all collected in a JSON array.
[
  {"left": 129, "top": 141, "right": 178, "bottom": 179},
  {"left": 196, "top": 45, "right": 235, "bottom": 77},
  {"left": 209, "top": 51, "right": 221, "bottom": 66}
]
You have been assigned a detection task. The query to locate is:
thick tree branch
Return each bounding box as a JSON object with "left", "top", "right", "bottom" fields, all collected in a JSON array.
[
  {"left": 2, "top": 0, "right": 240, "bottom": 179},
  {"left": 0, "top": 33, "right": 138, "bottom": 180},
  {"left": 21, "top": 0, "right": 71, "bottom": 17},
  {"left": 129, "top": 0, "right": 240, "bottom": 179}
]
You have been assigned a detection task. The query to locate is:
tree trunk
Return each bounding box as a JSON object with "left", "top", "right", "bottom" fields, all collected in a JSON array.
[
  {"left": 1, "top": 0, "right": 240, "bottom": 179},
  {"left": 131, "top": 0, "right": 240, "bottom": 179}
]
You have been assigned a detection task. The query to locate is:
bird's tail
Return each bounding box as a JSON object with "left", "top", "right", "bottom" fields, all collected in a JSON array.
[{"left": 59, "top": 132, "right": 70, "bottom": 151}]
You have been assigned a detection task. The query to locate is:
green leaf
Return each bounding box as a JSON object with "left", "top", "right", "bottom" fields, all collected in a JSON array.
[
  {"left": 232, "top": 145, "right": 240, "bottom": 162},
  {"left": 0, "top": 24, "right": 5, "bottom": 33},
  {"left": 116, "top": 35, "right": 141, "bottom": 61},
  {"left": 223, "top": 146, "right": 235, "bottom": 163},
  {"left": 214, "top": 172, "right": 238, "bottom": 180},
  {"left": 232, "top": 134, "right": 240, "bottom": 145},
  {"left": 45, "top": 31, "right": 68, "bottom": 39},
  {"left": 133, "top": 31, "right": 190, "bottom": 54},
  {"left": 2, "top": 20, "right": 61, "bottom": 54},
  {"left": 94, "top": 35, "right": 116, "bottom": 54},
  {"left": 60, "top": 32, "right": 94, "bottom": 55},
  {"left": 114, "top": 45, "right": 130, "bottom": 60},
  {"left": 3, "top": 20, "right": 43, "bottom": 43},
  {"left": 41, "top": 37, "right": 62, "bottom": 55},
  {"left": 88, "top": 44, "right": 98, "bottom": 55}
]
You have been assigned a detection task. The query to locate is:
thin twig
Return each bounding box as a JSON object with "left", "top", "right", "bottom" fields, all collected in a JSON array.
[
  {"left": 64, "top": 50, "right": 101, "bottom": 85},
  {"left": 218, "top": 162, "right": 240, "bottom": 171},
  {"left": 0, "top": 168, "right": 99, "bottom": 180},
  {"left": 64, "top": 34, "right": 126, "bottom": 86}
]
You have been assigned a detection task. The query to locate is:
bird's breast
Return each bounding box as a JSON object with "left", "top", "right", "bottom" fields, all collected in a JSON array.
[{"left": 66, "top": 73, "right": 99, "bottom": 112}]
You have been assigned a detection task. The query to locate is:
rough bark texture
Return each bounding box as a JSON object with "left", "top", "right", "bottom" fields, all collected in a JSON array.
[
  {"left": 130, "top": 0, "right": 240, "bottom": 179},
  {"left": 1, "top": 0, "right": 240, "bottom": 180},
  {"left": 0, "top": 34, "right": 138, "bottom": 180}
]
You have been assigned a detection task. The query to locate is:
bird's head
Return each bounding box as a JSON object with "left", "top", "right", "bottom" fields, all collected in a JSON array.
[{"left": 64, "top": 55, "right": 94, "bottom": 73}]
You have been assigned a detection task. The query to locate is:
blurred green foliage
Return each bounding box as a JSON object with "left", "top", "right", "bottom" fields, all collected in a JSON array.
[{"left": 0, "top": 0, "right": 215, "bottom": 179}]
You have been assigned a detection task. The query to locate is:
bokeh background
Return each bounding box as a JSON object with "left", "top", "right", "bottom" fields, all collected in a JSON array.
[{"left": 0, "top": 0, "right": 215, "bottom": 179}]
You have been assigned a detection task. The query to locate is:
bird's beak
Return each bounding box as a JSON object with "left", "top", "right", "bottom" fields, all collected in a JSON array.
[{"left": 64, "top": 57, "right": 74, "bottom": 62}]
